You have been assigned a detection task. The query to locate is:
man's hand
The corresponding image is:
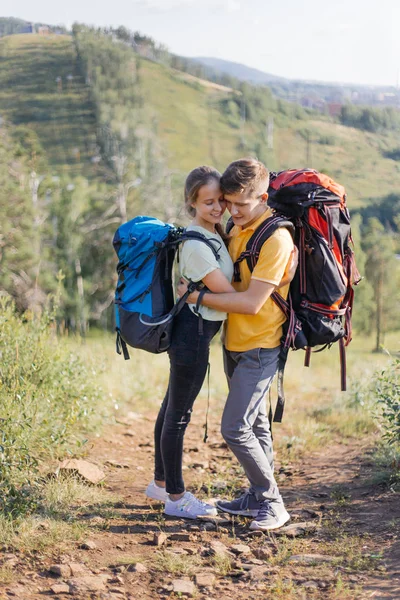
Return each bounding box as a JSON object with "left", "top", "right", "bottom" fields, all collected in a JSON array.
[
  {"left": 278, "top": 246, "right": 298, "bottom": 288},
  {"left": 287, "top": 245, "right": 299, "bottom": 281}
]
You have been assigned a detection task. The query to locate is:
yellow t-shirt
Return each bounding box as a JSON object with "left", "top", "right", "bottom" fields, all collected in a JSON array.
[{"left": 225, "top": 208, "right": 294, "bottom": 352}]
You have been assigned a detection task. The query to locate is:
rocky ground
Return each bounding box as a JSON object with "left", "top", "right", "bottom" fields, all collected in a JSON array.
[{"left": 1, "top": 408, "right": 399, "bottom": 600}]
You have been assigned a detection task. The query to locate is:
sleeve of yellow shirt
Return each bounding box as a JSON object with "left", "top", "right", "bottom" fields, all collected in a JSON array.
[{"left": 251, "top": 228, "right": 294, "bottom": 286}]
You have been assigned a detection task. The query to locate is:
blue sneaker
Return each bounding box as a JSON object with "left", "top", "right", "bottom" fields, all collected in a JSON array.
[
  {"left": 249, "top": 496, "right": 290, "bottom": 531},
  {"left": 216, "top": 492, "right": 260, "bottom": 517}
]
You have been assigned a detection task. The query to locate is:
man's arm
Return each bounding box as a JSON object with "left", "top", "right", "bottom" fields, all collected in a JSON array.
[
  {"left": 177, "top": 229, "right": 296, "bottom": 315},
  {"left": 181, "top": 278, "right": 276, "bottom": 315}
]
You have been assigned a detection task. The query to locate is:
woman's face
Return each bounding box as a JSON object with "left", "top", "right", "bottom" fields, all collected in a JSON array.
[{"left": 191, "top": 179, "right": 226, "bottom": 225}]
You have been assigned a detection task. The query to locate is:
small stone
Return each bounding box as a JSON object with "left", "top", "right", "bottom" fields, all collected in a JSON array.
[
  {"left": 247, "top": 530, "right": 264, "bottom": 538},
  {"left": 116, "top": 544, "right": 125, "bottom": 550},
  {"left": 49, "top": 564, "right": 72, "bottom": 578},
  {"left": 200, "top": 522, "right": 217, "bottom": 531},
  {"left": 56, "top": 459, "right": 105, "bottom": 484},
  {"left": 195, "top": 573, "right": 216, "bottom": 588},
  {"left": 172, "top": 579, "right": 196, "bottom": 596},
  {"left": 274, "top": 522, "right": 317, "bottom": 537},
  {"left": 68, "top": 576, "right": 106, "bottom": 593},
  {"left": 230, "top": 544, "right": 251, "bottom": 555},
  {"left": 252, "top": 547, "right": 272, "bottom": 560},
  {"left": 291, "top": 509, "right": 320, "bottom": 520},
  {"left": 105, "top": 460, "right": 130, "bottom": 469},
  {"left": 288, "top": 554, "right": 337, "bottom": 565},
  {"left": 169, "top": 547, "right": 188, "bottom": 555},
  {"left": 302, "top": 581, "right": 319, "bottom": 589},
  {"left": 127, "top": 562, "right": 147, "bottom": 573},
  {"left": 80, "top": 540, "right": 97, "bottom": 550},
  {"left": 169, "top": 533, "right": 193, "bottom": 542},
  {"left": 237, "top": 562, "right": 253, "bottom": 571},
  {"left": 69, "top": 563, "right": 87, "bottom": 577},
  {"left": 50, "top": 583, "right": 70, "bottom": 594},
  {"left": 153, "top": 532, "right": 168, "bottom": 546},
  {"left": 247, "top": 558, "right": 264, "bottom": 565},
  {"left": 123, "top": 430, "right": 136, "bottom": 437},
  {"left": 107, "top": 575, "right": 124, "bottom": 584},
  {"left": 208, "top": 541, "right": 231, "bottom": 558},
  {"left": 197, "top": 515, "right": 231, "bottom": 526},
  {"left": 191, "top": 461, "right": 209, "bottom": 469}
]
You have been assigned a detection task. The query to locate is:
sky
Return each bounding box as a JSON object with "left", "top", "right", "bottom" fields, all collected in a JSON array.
[{"left": 5, "top": 0, "right": 400, "bottom": 87}]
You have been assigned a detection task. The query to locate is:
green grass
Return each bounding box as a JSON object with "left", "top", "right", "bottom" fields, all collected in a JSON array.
[
  {"left": 133, "top": 57, "right": 400, "bottom": 208},
  {"left": 0, "top": 34, "right": 98, "bottom": 178}
]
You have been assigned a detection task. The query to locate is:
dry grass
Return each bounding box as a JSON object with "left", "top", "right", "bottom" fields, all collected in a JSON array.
[
  {"left": 0, "top": 564, "right": 16, "bottom": 585},
  {"left": 0, "top": 514, "right": 86, "bottom": 554},
  {"left": 42, "top": 475, "right": 119, "bottom": 515},
  {"left": 153, "top": 550, "right": 203, "bottom": 575}
]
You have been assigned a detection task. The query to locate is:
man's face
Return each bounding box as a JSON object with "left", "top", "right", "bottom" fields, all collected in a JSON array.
[{"left": 223, "top": 190, "right": 268, "bottom": 228}]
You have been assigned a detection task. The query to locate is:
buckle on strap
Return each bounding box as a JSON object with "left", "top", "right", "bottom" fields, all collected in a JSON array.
[{"left": 116, "top": 330, "right": 130, "bottom": 360}]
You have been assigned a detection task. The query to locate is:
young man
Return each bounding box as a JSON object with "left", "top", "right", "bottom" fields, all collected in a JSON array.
[{"left": 180, "top": 158, "right": 294, "bottom": 530}]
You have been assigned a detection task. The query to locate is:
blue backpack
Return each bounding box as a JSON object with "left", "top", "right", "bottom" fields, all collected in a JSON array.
[{"left": 113, "top": 216, "right": 221, "bottom": 358}]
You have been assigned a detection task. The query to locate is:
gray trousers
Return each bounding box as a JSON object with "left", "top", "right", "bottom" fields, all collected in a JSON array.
[{"left": 222, "top": 345, "right": 280, "bottom": 501}]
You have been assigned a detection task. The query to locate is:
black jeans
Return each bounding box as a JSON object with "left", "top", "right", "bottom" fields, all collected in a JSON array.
[{"left": 154, "top": 304, "right": 222, "bottom": 494}]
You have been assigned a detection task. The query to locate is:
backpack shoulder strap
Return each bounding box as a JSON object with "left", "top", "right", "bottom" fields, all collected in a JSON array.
[
  {"left": 233, "top": 215, "right": 294, "bottom": 282},
  {"left": 179, "top": 230, "right": 222, "bottom": 260}
]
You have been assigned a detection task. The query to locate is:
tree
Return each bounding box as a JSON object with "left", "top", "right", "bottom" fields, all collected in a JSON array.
[
  {"left": 362, "top": 218, "right": 400, "bottom": 351},
  {"left": 0, "top": 126, "right": 44, "bottom": 311}
]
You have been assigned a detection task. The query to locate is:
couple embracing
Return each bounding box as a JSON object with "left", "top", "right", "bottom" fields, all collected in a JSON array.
[{"left": 145, "top": 157, "right": 296, "bottom": 532}]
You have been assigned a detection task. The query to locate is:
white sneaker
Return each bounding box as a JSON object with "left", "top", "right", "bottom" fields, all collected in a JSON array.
[
  {"left": 164, "top": 491, "right": 218, "bottom": 519},
  {"left": 145, "top": 480, "right": 168, "bottom": 502}
]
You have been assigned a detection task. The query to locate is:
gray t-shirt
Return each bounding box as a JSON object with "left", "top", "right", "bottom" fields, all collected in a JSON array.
[{"left": 180, "top": 225, "right": 234, "bottom": 321}]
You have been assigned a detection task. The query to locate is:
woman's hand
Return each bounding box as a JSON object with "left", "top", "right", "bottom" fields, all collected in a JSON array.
[{"left": 177, "top": 278, "right": 200, "bottom": 304}]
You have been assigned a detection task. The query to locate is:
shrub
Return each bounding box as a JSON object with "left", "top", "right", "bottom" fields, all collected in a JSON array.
[
  {"left": 0, "top": 297, "right": 104, "bottom": 515},
  {"left": 374, "top": 359, "right": 400, "bottom": 445}
]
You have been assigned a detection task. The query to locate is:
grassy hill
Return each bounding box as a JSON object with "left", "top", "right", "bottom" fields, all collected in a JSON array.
[
  {"left": 0, "top": 33, "right": 99, "bottom": 179},
  {"left": 1, "top": 32, "right": 400, "bottom": 208}
]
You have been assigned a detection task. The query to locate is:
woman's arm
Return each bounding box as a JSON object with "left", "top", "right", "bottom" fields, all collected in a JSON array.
[{"left": 201, "top": 269, "right": 236, "bottom": 293}]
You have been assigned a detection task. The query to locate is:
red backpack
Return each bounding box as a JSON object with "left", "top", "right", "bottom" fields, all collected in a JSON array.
[{"left": 229, "top": 169, "right": 361, "bottom": 422}]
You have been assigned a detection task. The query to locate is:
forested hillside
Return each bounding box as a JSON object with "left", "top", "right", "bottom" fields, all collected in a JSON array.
[{"left": 0, "top": 25, "right": 399, "bottom": 341}]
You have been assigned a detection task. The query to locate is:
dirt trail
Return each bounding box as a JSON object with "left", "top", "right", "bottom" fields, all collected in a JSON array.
[{"left": 2, "top": 408, "right": 399, "bottom": 600}]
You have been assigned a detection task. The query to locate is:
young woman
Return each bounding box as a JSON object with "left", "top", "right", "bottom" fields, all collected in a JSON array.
[{"left": 145, "top": 166, "right": 236, "bottom": 519}]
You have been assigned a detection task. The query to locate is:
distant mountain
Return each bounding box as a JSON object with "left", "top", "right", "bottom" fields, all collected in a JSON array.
[
  {"left": 192, "top": 56, "right": 287, "bottom": 85},
  {"left": 191, "top": 55, "right": 400, "bottom": 109}
]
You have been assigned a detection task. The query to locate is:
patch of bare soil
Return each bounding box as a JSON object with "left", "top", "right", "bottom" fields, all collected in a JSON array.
[{"left": 1, "top": 408, "right": 399, "bottom": 600}]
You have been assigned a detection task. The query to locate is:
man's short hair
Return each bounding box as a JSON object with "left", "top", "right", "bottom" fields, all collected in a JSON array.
[{"left": 220, "top": 158, "right": 269, "bottom": 196}]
